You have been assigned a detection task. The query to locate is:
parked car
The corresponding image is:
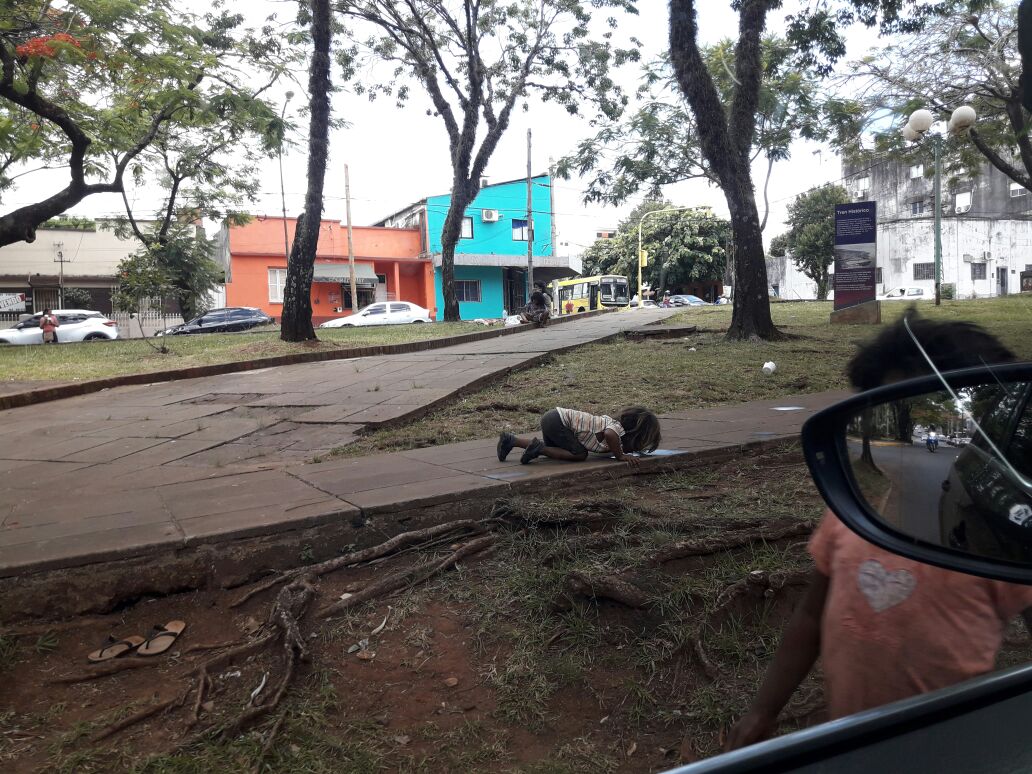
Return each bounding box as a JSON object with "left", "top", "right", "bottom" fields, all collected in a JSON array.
[
  {"left": 318, "top": 301, "right": 433, "bottom": 328},
  {"left": 157, "top": 307, "right": 273, "bottom": 336},
  {"left": 879, "top": 286, "right": 928, "bottom": 301},
  {"left": 670, "top": 294, "right": 709, "bottom": 306},
  {"left": 0, "top": 309, "right": 118, "bottom": 345}
]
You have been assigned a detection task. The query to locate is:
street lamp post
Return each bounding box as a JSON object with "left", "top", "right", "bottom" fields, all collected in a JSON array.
[
  {"left": 278, "top": 91, "right": 295, "bottom": 266},
  {"left": 636, "top": 207, "right": 693, "bottom": 308},
  {"left": 902, "top": 105, "right": 977, "bottom": 306}
]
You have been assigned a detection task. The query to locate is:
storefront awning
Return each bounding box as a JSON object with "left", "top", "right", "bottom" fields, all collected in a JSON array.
[{"left": 313, "top": 262, "right": 378, "bottom": 286}]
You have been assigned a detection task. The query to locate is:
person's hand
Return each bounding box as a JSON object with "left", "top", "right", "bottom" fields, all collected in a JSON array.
[
  {"left": 724, "top": 710, "right": 776, "bottom": 751},
  {"left": 618, "top": 454, "right": 641, "bottom": 471}
]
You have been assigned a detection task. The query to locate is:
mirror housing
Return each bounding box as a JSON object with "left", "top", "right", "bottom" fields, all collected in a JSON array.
[{"left": 802, "top": 363, "right": 1032, "bottom": 585}]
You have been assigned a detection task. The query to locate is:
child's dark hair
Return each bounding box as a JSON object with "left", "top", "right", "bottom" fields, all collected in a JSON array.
[
  {"left": 619, "top": 407, "right": 661, "bottom": 454},
  {"left": 847, "top": 308, "right": 1015, "bottom": 391},
  {"left": 530, "top": 291, "right": 547, "bottom": 306}
]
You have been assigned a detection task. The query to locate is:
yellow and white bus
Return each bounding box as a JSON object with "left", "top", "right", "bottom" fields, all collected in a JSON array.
[{"left": 553, "top": 274, "right": 630, "bottom": 316}]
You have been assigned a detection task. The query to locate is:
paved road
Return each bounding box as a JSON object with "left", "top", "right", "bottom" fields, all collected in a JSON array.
[{"left": 862, "top": 442, "right": 961, "bottom": 543}]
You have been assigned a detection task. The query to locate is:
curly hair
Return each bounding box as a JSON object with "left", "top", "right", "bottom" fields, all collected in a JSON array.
[
  {"left": 846, "top": 307, "right": 1015, "bottom": 390},
  {"left": 619, "top": 407, "right": 661, "bottom": 454}
]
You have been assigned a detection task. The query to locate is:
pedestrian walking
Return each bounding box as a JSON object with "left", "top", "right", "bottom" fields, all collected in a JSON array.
[{"left": 39, "top": 309, "right": 59, "bottom": 344}]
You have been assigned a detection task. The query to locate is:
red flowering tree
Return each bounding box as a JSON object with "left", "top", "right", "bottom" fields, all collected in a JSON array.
[{"left": 0, "top": 0, "right": 296, "bottom": 249}]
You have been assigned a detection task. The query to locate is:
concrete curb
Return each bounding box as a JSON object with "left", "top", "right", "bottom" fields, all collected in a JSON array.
[{"left": 0, "top": 308, "right": 613, "bottom": 412}]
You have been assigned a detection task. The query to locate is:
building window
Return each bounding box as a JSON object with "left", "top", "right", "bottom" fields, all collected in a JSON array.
[
  {"left": 913, "top": 262, "right": 935, "bottom": 280},
  {"left": 971, "top": 262, "right": 987, "bottom": 280},
  {"left": 854, "top": 176, "right": 871, "bottom": 198},
  {"left": 268, "top": 268, "right": 287, "bottom": 303},
  {"left": 455, "top": 279, "right": 481, "bottom": 303},
  {"left": 954, "top": 190, "right": 972, "bottom": 213},
  {"left": 512, "top": 219, "right": 529, "bottom": 241},
  {"left": 1010, "top": 182, "right": 1028, "bottom": 197},
  {"left": 909, "top": 164, "right": 924, "bottom": 179},
  {"left": 875, "top": 267, "right": 883, "bottom": 284},
  {"left": 461, "top": 217, "right": 474, "bottom": 239},
  {"left": 911, "top": 201, "right": 926, "bottom": 215}
]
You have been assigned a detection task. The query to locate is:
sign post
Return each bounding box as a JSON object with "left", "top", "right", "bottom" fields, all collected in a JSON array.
[{"left": 832, "top": 201, "right": 880, "bottom": 325}]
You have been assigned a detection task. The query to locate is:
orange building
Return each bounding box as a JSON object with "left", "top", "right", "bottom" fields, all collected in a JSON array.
[{"left": 218, "top": 216, "right": 435, "bottom": 325}]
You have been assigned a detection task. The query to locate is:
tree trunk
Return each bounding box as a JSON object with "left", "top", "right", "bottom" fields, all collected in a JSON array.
[
  {"left": 438, "top": 177, "right": 479, "bottom": 322},
  {"left": 280, "top": 0, "right": 332, "bottom": 343},
  {"left": 669, "top": 0, "right": 778, "bottom": 341},
  {"left": 726, "top": 181, "right": 778, "bottom": 340},
  {"left": 816, "top": 270, "right": 829, "bottom": 302}
]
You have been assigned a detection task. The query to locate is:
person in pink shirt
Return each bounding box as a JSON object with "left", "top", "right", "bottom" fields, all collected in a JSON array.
[
  {"left": 726, "top": 312, "right": 1032, "bottom": 750},
  {"left": 39, "top": 308, "right": 59, "bottom": 344}
]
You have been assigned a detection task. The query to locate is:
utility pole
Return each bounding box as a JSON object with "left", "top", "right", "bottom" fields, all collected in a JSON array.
[
  {"left": 526, "top": 128, "right": 534, "bottom": 302},
  {"left": 932, "top": 133, "right": 943, "bottom": 306},
  {"left": 54, "top": 242, "right": 66, "bottom": 308},
  {"left": 344, "top": 163, "right": 358, "bottom": 314},
  {"left": 278, "top": 91, "right": 294, "bottom": 275}
]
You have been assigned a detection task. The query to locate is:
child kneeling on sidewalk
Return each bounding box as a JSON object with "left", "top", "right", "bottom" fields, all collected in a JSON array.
[{"left": 497, "top": 407, "right": 660, "bottom": 470}]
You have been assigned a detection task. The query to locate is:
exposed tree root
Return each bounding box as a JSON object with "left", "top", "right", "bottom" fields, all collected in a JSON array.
[
  {"left": 690, "top": 636, "right": 720, "bottom": 680},
  {"left": 231, "top": 519, "right": 484, "bottom": 607},
  {"left": 711, "top": 568, "right": 811, "bottom": 614},
  {"left": 91, "top": 686, "right": 192, "bottom": 743},
  {"left": 253, "top": 709, "right": 288, "bottom": 773},
  {"left": 48, "top": 658, "right": 161, "bottom": 685},
  {"left": 650, "top": 523, "right": 813, "bottom": 565},
  {"left": 319, "top": 534, "right": 498, "bottom": 618},
  {"left": 563, "top": 570, "right": 649, "bottom": 608}
]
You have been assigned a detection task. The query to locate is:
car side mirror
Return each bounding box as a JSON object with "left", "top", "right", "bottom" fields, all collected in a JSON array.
[{"left": 803, "top": 363, "right": 1032, "bottom": 584}]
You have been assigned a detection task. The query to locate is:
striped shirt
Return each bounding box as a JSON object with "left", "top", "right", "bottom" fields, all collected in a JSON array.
[{"left": 556, "top": 407, "right": 625, "bottom": 454}]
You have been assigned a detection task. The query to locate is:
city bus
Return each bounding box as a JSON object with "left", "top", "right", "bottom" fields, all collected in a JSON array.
[{"left": 553, "top": 274, "right": 630, "bottom": 316}]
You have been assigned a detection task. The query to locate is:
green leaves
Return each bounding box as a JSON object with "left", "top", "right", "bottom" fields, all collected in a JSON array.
[{"left": 780, "top": 184, "right": 851, "bottom": 300}]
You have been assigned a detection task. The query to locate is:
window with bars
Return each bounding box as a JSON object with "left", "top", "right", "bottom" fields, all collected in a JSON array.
[
  {"left": 911, "top": 201, "right": 926, "bottom": 215},
  {"left": 913, "top": 263, "right": 935, "bottom": 280},
  {"left": 909, "top": 164, "right": 924, "bottom": 179},
  {"left": 954, "top": 191, "right": 972, "bottom": 213},
  {"left": 268, "top": 268, "right": 287, "bottom": 303},
  {"left": 460, "top": 217, "right": 474, "bottom": 239},
  {"left": 971, "top": 263, "right": 987, "bottom": 280},
  {"left": 455, "top": 280, "right": 481, "bottom": 303}
]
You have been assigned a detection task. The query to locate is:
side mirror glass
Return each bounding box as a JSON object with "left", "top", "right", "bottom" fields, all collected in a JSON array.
[{"left": 804, "top": 364, "right": 1032, "bottom": 583}]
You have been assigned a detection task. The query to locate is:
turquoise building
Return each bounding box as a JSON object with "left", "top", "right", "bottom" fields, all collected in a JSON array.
[{"left": 377, "top": 175, "right": 577, "bottom": 319}]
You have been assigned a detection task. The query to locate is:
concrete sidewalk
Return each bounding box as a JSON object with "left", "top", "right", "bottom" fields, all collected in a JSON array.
[
  {"left": 0, "top": 387, "right": 848, "bottom": 582},
  {"left": 1, "top": 308, "right": 696, "bottom": 576}
]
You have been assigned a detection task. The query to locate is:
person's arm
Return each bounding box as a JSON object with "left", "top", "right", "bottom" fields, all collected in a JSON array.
[
  {"left": 603, "top": 427, "right": 639, "bottom": 470},
  {"left": 725, "top": 569, "right": 829, "bottom": 750}
]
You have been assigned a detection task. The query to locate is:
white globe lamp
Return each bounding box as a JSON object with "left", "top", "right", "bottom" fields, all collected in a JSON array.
[
  {"left": 908, "top": 109, "right": 935, "bottom": 133},
  {"left": 950, "top": 105, "right": 977, "bottom": 132},
  {"left": 902, "top": 123, "right": 921, "bottom": 142}
]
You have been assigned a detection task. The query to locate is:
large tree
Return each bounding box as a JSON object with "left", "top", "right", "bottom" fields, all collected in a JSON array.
[
  {"left": 280, "top": 0, "right": 334, "bottom": 343},
  {"left": 0, "top": 0, "right": 290, "bottom": 248},
  {"left": 832, "top": 1, "right": 1032, "bottom": 190},
  {"left": 581, "top": 201, "right": 729, "bottom": 296},
  {"left": 780, "top": 183, "right": 851, "bottom": 301},
  {"left": 667, "top": 0, "right": 947, "bottom": 340},
  {"left": 336, "top": 0, "right": 641, "bottom": 321}
]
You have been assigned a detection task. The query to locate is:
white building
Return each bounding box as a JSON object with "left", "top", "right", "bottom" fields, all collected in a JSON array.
[{"left": 844, "top": 157, "right": 1032, "bottom": 298}]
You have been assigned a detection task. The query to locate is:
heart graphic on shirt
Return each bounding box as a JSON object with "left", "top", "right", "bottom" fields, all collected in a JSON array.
[{"left": 856, "top": 559, "right": 916, "bottom": 612}]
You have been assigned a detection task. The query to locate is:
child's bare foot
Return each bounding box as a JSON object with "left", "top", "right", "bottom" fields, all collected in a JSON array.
[{"left": 497, "top": 432, "right": 517, "bottom": 461}]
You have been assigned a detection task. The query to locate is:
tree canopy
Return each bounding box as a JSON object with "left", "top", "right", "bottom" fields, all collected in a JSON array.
[
  {"left": 559, "top": 36, "right": 825, "bottom": 231},
  {"left": 581, "top": 201, "right": 729, "bottom": 296},
  {"left": 830, "top": 0, "right": 1032, "bottom": 191},
  {"left": 336, "top": 0, "right": 641, "bottom": 320},
  {"left": 779, "top": 183, "right": 851, "bottom": 301},
  {"left": 0, "top": 0, "right": 295, "bottom": 247}
]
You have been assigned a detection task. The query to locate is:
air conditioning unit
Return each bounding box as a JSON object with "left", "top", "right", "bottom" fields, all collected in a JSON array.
[
  {"left": 955, "top": 203, "right": 971, "bottom": 214},
  {"left": 854, "top": 189, "right": 869, "bottom": 200},
  {"left": 982, "top": 250, "right": 992, "bottom": 260},
  {"left": 481, "top": 209, "right": 500, "bottom": 222}
]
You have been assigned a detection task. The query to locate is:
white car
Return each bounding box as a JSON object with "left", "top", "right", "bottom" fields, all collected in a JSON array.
[
  {"left": 318, "top": 301, "right": 433, "bottom": 328},
  {"left": 879, "top": 286, "right": 928, "bottom": 301},
  {"left": 0, "top": 309, "right": 119, "bottom": 345}
]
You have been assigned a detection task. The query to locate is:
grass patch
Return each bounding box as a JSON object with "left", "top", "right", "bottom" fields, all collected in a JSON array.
[
  {"left": 0, "top": 321, "right": 486, "bottom": 383},
  {"left": 332, "top": 297, "right": 1032, "bottom": 458}
]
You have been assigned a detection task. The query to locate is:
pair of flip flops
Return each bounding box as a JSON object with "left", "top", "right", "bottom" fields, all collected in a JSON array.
[{"left": 87, "top": 620, "right": 187, "bottom": 663}]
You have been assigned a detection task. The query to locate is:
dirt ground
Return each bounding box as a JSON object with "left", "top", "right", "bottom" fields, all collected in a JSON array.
[{"left": 3, "top": 443, "right": 1031, "bottom": 773}]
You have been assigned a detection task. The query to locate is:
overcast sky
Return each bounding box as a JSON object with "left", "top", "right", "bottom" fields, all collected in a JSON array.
[{"left": 2, "top": 1, "right": 882, "bottom": 256}]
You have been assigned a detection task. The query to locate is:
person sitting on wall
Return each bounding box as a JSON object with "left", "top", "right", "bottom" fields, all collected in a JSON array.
[{"left": 520, "top": 291, "right": 551, "bottom": 327}]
